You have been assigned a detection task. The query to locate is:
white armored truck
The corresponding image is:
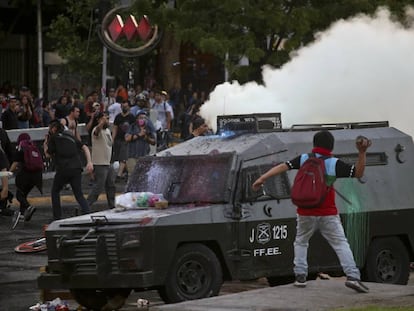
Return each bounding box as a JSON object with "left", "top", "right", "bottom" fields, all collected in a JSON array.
[{"left": 38, "top": 114, "right": 414, "bottom": 310}]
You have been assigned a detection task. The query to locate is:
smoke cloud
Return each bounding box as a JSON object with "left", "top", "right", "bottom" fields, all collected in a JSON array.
[{"left": 201, "top": 8, "right": 414, "bottom": 137}]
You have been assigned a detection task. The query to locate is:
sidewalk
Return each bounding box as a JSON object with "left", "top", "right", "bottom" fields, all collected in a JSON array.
[{"left": 151, "top": 278, "right": 414, "bottom": 311}]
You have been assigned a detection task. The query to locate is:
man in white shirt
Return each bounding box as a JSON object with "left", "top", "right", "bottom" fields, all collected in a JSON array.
[{"left": 152, "top": 89, "right": 173, "bottom": 131}]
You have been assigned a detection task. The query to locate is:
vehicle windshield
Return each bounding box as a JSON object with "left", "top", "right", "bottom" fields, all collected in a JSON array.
[{"left": 126, "top": 153, "right": 234, "bottom": 204}]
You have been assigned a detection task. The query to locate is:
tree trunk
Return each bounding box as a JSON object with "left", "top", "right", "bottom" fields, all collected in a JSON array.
[{"left": 159, "top": 30, "right": 181, "bottom": 90}]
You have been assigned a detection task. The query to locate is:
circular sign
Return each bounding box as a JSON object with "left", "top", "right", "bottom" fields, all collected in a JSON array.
[{"left": 98, "top": 5, "right": 162, "bottom": 57}]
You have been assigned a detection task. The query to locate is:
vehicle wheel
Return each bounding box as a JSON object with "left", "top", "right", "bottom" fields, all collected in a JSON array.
[
  {"left": 362, "top": 237, "right": 409, "bottom": 285},
  {"left": 158, "top": 243, "right": 223, "bottom": 303},
  {"left": 70, "top": 288, "right": 131, "bottom": 311},
  {"left": 267, "top": 275, "right": 295, "bottom": 286}
]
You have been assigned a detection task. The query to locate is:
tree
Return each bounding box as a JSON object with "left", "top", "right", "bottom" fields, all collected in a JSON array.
[
  {"left": 44, "top": 0, "right": 414, "bottom": 88},
  {"left": 160, "top": 0, "right": 414, "bottom": 83},
  {"left": 46, "top": 0, "right": 102, "bottom": 85}
]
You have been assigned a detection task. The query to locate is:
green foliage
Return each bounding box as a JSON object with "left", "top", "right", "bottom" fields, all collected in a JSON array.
[
  {"left": 43, "top": 0, "right": 414, "bottom": 83},
  {"left": 46, "top": 0, "right": 102, "bottom": 82},
  {"left": 164, "top": 0, "right": 414, "bottom": 82}
]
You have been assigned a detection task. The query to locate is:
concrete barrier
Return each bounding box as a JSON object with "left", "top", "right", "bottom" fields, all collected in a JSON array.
[{"left": 6, "top": 123, "right": 89, "bottom": 142}]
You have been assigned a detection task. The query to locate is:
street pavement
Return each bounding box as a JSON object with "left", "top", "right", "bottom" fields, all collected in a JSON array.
[
  {"left": 152, "top": 279, "right": 414, "bottom": 311},
  {"left": 1, "top": 174, "right": 414, "bottom": 311}
]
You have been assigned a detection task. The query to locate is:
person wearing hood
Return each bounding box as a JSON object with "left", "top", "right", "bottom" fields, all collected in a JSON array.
[{"left": 9, "top": 133, "right": 42, "bottom": 228}]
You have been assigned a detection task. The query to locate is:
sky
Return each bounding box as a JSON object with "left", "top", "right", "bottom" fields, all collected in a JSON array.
[{"left": 201, "top": 8, "right": 414, "bottom": 138}]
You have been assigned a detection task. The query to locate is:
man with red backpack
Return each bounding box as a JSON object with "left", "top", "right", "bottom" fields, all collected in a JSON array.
[
  {"left": 10, "top": 133, "right": 43, "bottom": 229},
  {"left": 252, "top": 130, "right": 371, "bottom": 293}
]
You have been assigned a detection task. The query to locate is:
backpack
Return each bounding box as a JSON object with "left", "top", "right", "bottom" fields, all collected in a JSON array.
[
  {"left": 290, "top": 154, "right": 330, "bottom": 208},
  {"left": 19, "top": 140, "right": 44, "bottom": 172},
  {"left": 55, "top": 131, "right": 79, "bottom": 158}
]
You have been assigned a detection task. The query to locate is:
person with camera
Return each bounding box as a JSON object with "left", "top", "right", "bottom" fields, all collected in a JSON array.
[
  {"left": 86, "top": 112, "right": 116, "bottom": 209},
  {"left": 85, "top": 102, "right": 103, "bottom": 144},
  {"left": 16, "top": 95, "right": 33, "bottom": 129},
  {"left": 125, "top": 110, "right": 155, "bottom": 176}
]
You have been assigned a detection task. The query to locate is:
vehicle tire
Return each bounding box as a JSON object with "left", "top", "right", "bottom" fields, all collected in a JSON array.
[
  {"left": 362, "top": 237, "right": 410, "bottom": 285},
  {"left": 158, "top": 243, "right": 223, "bottom": 303},
  {"left": 70, "top": 288, "right": 131, "bottom": 311},
  {"left": 267, "top": 275, "right": 295, "bottom": 286}
]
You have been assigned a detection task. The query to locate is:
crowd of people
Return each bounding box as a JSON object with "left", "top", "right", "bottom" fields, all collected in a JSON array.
[
  {"left": 0, "top": 81, "right": 212, "bottom": 225},
  {"left": 0, "top": 82, "right": 211, "bottom": 139}
]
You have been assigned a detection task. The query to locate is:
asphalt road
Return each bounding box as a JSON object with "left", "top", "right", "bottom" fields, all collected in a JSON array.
[
  {"left": 1, "top": 176, "right": 413, "bottom": 311},
  {"left": 0, "top": 196, "right": 269, "bottom": 311}
]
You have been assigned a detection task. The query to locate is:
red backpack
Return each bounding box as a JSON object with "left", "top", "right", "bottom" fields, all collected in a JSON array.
[
  {"left": 19, "top": 140, "right": 44, "bottom": 172},
  {"left": 290, "top": 154, "right": 330, "bottom": 208}
]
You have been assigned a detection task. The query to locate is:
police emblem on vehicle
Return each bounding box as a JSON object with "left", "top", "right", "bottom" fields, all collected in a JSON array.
[{"left": 256, "top": 223, "right": 271, "bottom": 245}]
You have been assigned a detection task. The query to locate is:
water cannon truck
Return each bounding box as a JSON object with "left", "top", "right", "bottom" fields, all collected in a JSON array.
[{"left": 38, "top": 114, "right": 414, "bottom": 310}]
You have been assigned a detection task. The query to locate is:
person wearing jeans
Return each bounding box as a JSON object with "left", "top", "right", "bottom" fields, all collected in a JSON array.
[
  {"left": 252, "top": 130, "right": 371, "bottom": 293},
  {"left": 293, "top": 215, "right": 361, "bottom": 281}
]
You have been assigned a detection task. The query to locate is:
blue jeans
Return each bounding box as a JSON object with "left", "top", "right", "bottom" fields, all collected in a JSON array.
[{"left": 293, "top": 214, "right": 361, "bottom": 280}]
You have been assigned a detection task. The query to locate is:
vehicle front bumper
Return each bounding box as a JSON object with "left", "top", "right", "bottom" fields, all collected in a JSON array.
[{"left": 37, "top": 270, "right": 154, "bottom": 289}]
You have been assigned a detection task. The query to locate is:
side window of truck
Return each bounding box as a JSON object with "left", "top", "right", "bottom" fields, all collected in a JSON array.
[
  {"left": 337, "top": 152, "right": 388, "bottom": 166},
  {"left": 240, "top": 152, "right": 387, "bottom": 202},
  {"left": 242, "top": 164, "right": 291, "bottom": 202}
]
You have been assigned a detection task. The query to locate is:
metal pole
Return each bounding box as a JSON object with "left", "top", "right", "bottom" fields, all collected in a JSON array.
[
  {"left": 102, "top": 46, "right": 107, "bottom": 98},
  {"left": 224, "top": 52, "right": 229, "bottom": 82},
  {"left": 37, "top": 0, "right": 43, "bottom": 99}
]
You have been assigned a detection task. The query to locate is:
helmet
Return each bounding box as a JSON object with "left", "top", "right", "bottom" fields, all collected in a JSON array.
[{"left": 136, "top": 93, "right": 147, "bottom": 101}]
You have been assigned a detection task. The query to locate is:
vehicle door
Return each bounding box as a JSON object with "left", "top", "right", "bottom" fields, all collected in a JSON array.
[{"left": 234, "top": 163, "right": 297, "bottom": 280}]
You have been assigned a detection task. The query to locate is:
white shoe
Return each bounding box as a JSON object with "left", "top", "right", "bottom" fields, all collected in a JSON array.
[{"left": 11, "top": 211, "right": 23, "bottom": 230}]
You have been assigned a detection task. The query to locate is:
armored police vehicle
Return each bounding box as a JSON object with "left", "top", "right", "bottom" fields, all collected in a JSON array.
[{"left": 38, "top": 114, "right": 414, "bottom": 310}]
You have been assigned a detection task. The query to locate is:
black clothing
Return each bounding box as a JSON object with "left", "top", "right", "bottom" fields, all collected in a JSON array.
[
  {"left": 54, "top": 103, "right": 71, "bottom": 119},
  {"left": 0, "top": 148, "right": 11, "bottom": 212},
  {"left": 0, "top": 128, "right": 14, "bottom": 165},
  {"left": 47, "top": 130, "right": 89, "bottom": 220},
  {"left": 51, "top": 168, "right": 88, "bottom": 220},
  {"left": 113, "top": 113, "right": 135, "bottom": 141},
  {"left": 1, "top": 108, "right": 18, "bottom": 130},
  {"left": 13, "top": 148, "right": 43, "bottom": 213},
  {"left": 47, "top": 131, "right": 84, "bottom": 171},
  {"left": 0, "top": 148, "right": 9, "bottom": 171}
]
